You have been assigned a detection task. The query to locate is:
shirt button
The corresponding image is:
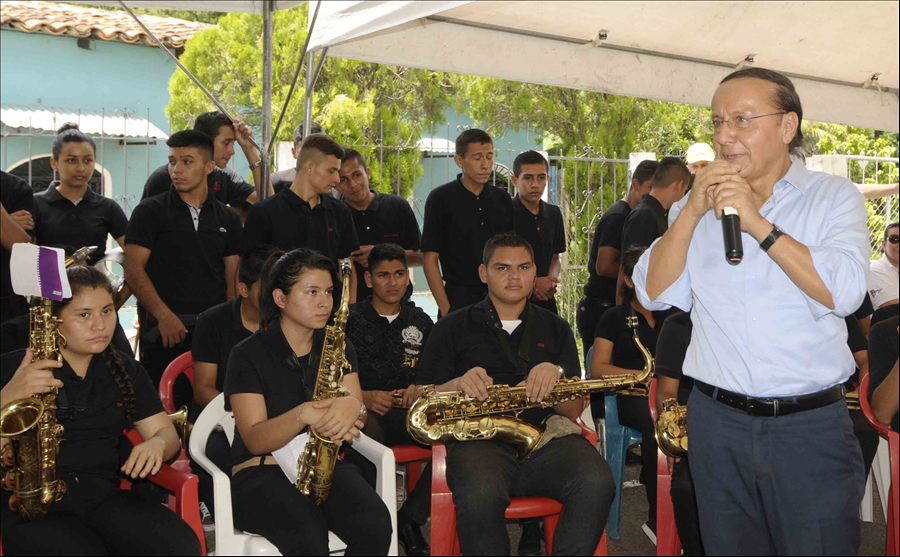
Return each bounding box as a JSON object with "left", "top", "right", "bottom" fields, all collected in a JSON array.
[
  {"left": 481, "top": 222, "right": 484, "bottom": 226},
  {"left": 367, "top": 227, "right": 371, "bottom": 230},
  {"left": 537, "top": 227, "right": 541, "bottom": 231}
]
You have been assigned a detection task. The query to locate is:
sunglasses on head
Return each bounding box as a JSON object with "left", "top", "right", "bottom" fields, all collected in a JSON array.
[{"left": 889, "top": 235, "right": 899, "bottom": 245}]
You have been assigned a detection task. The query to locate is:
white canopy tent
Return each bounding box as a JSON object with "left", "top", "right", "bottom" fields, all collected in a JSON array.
[{"left": 306, "top": 1, "right": 900, "bottom": 133}]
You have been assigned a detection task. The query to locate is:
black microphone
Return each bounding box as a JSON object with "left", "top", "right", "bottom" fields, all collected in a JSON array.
[{"left": 722, "top": 207, "right": 743, "bottom": 265}]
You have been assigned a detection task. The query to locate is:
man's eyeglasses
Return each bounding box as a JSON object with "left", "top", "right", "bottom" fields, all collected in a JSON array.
[
  {"left": 709, "top": 112, "right": 787, "bottom": 134},
  {"left": 888, "top": 234, "right": 899, "bottom": 245}
]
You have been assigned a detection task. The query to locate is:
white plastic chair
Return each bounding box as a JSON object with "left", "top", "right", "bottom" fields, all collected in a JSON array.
[{"left": 189, "top": 393, "right": 398, "bottom": 556}]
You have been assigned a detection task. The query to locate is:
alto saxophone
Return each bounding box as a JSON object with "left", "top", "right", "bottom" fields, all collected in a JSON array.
[
  {"left": 295, "top": 259, "right": 353, "bottom": 505},
  {"left": 0, "top": 246, "right": 95, "bottom": 521},
  {"left": 655, "top": 399, "right": 688, "bottom": 458},
  {"left": 407, "top": 310, "right": 655, "bottom": 458}
]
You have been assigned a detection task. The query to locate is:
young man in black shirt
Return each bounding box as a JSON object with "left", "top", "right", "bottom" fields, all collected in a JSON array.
[
  {"left": 125, "top": 130, "right": 242, "bottom": 388},
  {"left": 621, "top": 157, "right": 690, "bottom": 253},
  {"left": 421, "top": 129, "right": 514, "bottom": 317},
  {"left": 270, "top": 121, "right": 324, "bottom": 194},
  {"left": 0, "top": 171, "right": 35, "bottom": 322},
  {"left": 415, "top": 232, "right": 615, "bottom": 556},
  {"left": 577, "top": 160, "right": 657, "bottom": 358},
  {"left": 141, "top": 111, "right": 267, "bottom": 208},
  {"left": 511, "top": 151, "right": 566, "bottom": 315},
  {"left": 345, "top": 244, "right": 433, "bottom": 556},
  {"left": 336, "top": 149, "right": 422, "bottom": 303},
  {"left": 868, "top": 316, "right": 899, "bottom": 431},
  {"left": 240, "top": 134, "right": 360, "bottom": 303}
]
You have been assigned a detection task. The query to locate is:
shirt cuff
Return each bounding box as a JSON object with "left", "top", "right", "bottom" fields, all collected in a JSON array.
[
  {"left": 633, "top": 243, "right": 693, "bottom": 312},
  {"left": 803, "top": 246, "right": 867, "bottom": 320}
]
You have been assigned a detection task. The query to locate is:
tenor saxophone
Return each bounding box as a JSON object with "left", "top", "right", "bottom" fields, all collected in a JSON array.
[
  {"left": 655, "top": 398, "right": 688, "bottom": 458},
  {"left": 407, "top": 310, "right": 655, "bottom": 458},
  {"left": 294, "top": 259, "right": 353, "bottom": 505},
  {"left": 0, "top": 246, "right": 95, "bottom": 521}
]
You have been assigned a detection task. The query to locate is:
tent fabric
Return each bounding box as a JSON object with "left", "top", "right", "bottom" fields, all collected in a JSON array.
[
  {"left": 61, "top": 1, "right": 305, "bottom": 15},
  {"left": 307, "top": 1, "right": 900, "bottom": 133},
  {"left": 1, "top": 103, "right": 169, "bottom": 139}
]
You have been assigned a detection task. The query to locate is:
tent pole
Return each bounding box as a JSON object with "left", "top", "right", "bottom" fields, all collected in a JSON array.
[
  {"left": 261, "top": 0, "right": 274, "bottom": 198},
  {"left": 303, "top": 51, "right": 315, "bottom": 138}
]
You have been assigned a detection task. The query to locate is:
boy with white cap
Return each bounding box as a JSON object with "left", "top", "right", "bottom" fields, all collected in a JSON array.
[{"left": 686, "top": 142, "right": 716, "bottom": 174}]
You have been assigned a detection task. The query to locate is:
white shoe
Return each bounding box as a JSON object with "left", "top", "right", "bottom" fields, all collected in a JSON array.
[
  {"left": 199, "top": 502, "right": 215, "bottom": 532},
  {"left": 642, "top": 522, "right": 657, "bottom": 546}
]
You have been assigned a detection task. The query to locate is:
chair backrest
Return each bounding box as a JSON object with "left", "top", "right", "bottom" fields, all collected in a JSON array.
[
  {"left": 860, "top": 375, "right": 892, "bottom": 437},
  {"left": 159, "top": 351, "right": 195, "bottom": 414},
  {"left": 649, "top": 378, "right": 659, "bottom": 422}
]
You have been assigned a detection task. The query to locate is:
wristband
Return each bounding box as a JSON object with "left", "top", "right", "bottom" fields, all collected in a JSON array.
[
  {"left": 760, "top": 224, "right": 785, "bottom": 252},
  {"left": 356, "top": 398, "right": 368, "bottom": 422},
  {"left": 248, "top": 159, "right": 263, "bottom": 170}
]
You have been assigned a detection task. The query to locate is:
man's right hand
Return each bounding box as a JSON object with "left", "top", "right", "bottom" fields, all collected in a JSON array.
[
  {"left": 684, "top": 161, "right": 741, "bottom": 220},
  {"left": 158, "top": 312, "right": 188, "bottom": 348},
  {"left": 9, "top": 210, "right": 34, "bottom": 231},
  {"left": 1, "top": 349, "right": 64, "bottom": 403},
  {"left": 459, "top": 367, "right": 493, "bottom": 401},
  {"left": 362, "top": 390, "right": 395, "bottom": 416}
]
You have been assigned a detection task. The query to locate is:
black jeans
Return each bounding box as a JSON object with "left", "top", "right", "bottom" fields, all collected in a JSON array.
[
  {"left": 137, "top": 307, "right": 194, "bottom": 408},
  {"left": 576, "top": 296, "right": 613, "bottom": 367},
  {"left": 616, "top": 394, "right": 657, "bottom": 522},
  {"left": 530, "top": 296, "right": 558, "bottom": 315},
  {"left": 671, "top": 457, "right": 704, "bottom": 556},
  {"left": 354, "top": 408, "right": 432, "bottom": 526},
  {"left": 231, "top": 461, "right": 392, "bottom": 556},
  {"left": 446, "top": 435, "right": 615, "bottom": 556},
  {"left": 1, "top": 473, "right": 201, "bottom": 556}
]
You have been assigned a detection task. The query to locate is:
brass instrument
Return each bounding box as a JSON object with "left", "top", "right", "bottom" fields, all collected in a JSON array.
[
  {"left": 168, "top": 406, "right": 192, "bottom": 448},
  {"left": 845, "top": 390, "right": 860, "bottom": 411},
  {"left": 295, "top": 259, "right": 354, "bottom": 505},
  {"left": 655, "top": 399, "right": 688, "bottom": 458},
  {"left": 406, "top": 310, "right": 655, "bottom": 459},
  {"left": 1, "top": 246, "right": 95, "bottom": 521}
]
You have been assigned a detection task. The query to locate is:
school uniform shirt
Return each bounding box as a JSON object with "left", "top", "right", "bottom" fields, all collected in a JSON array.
[
  {"left": 0, "top": 349, "right": 164, "bottom": 483},
  {"left": 511, "top": 196, "right": 566, "bottom": 279},
  {"left": 239, "top": 187, "right": 359, "bottom": 271},
  {"left": 347, "top": 297, "right": 434, "bottom": 392},
  {"left": 654, "top": 310, "right": 694, "bottom": 405},
  {"left": 420, "top": 176, "right": 514, "bottom": 288},
  {"left": 141, "top": 164, "right": 255, "bottom": 208},
  {"left": 415, "top": 296, "right": 581, "bottom": 427},
  {"left": 621, "top": 194, "right": 668, "bottom": 252},
  {"left": 270, "top": 167, "right": 296, "bottom": 194},
  {"left": 867, "top": 316, "right": 899, "bottom": 432},
  {"left": 583, "top": 200, "right": 631, "bottom": 301},
  {"left": 869, "top": 255, "right": 899, "bottom": 309},
  {"left": 125, "top": 187, "right": 242, "bottom": 317},
  {"left": 346, "top": 191, "right": 421, "bottom": 302},
  {"left": 1, "top": 171, "right": 35, "bottom": 316},
  {"left": 191, "top": 297, "right": 253, "bottom": 392},
  {"left": 224, "top": 321, "right": 359, "bottom": 467},
  {"left": 33, "top": 182, "right": 128, "bottom": 266},
  {"left": 594, "top": 303, "right": 659, "bottom": 371}
]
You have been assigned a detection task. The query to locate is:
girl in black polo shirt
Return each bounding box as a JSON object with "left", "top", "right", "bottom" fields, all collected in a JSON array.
[
  {"left": 0, "top": 266, "right": 200, "bottom": 556},
  {"left": 34, "top": 124, "right": 130, "bottom": 304},
  {"left": 225, "top": 249, "right": 391, "bottom": 556},
  {"left": 591, "top": 246, "right": 661, "bottom": 540}
]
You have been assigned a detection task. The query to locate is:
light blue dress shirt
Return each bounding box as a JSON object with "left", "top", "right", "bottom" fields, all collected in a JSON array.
[{"left": 633, "top": 158, "right": 870, "bottom": 397}]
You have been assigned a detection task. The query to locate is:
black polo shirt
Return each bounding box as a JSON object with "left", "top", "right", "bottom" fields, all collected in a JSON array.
[
  {"left": 594, "top": 302, "right": 659, "bottom": 371},
  {"left": 420, "top": 176, "right": 513, "bottom": 288},
  {"left": 33, "top": 182, "right": 128, "bottom": 266},
  {"left": 867, "top": 316, "right": 899, "bottom": 432},
  {"left": 270, "top": 167, "right": 296, "bottom": 194},
  {"left": 584, "top": 200, "right": 631, "bottom": 300},
  {"left": 347, "top": 297, "right": 434, "bottom": 391},
  {"left": 654, "top": 310, "right": 694, "bottom": 405},
  {"left": 511, "top": 197, "right": 566, "bottom": 278},
  {"left": 239, "top": 187, "right": 359, "bottom": 270},
  {"left": 224, "top": 321, "right": 359, "bottom": 467},
  {"left": 621, "top": 194, "right": 668, "bottom": 252},
  {"left": 125, "top": 187, "right": 242, "bottom": 316},
  {"left": 1, "top": 171, "right": 35, "bottom": 318},
  {"left": 347, "top": 191, "right": 422, "bottom": 301},
  {"left": 141, "top": 163, "right": 255, "bottom": 207},
  {"left": 192, "top": 297, "right": 252, "bottom": 392},
  {"left": 415, "top": 296, "right": 581, "bottom": 426},
  {"left": 855, "top": 295, "right": 875, "bottom": 321},
  {"left": 0, "top": 349, "right": 164, "bottom": 483},
  {"left": 1, "top": 313, "right": 134, "bottom": 359}
]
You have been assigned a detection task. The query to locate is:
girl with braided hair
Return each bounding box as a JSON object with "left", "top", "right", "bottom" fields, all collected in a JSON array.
[{"left": 0, "top": 266, "right": 201, "bottom": 556}]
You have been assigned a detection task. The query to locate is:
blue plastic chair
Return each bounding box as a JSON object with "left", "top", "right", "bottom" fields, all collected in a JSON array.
[{"left": 586, "top": 347, "right": 643, "bottom": 540}]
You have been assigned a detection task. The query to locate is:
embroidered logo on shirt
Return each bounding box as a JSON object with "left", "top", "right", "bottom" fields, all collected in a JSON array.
[
  {"left": 537, "top": 343, "right": 545, "bottom": 348},
  {"left": 219, "top": 227, "right": 227, "bottom": 233},
  {"left": 214, "top": 181, "right": 221, "bottom": 192},
  {"left": 402, "top": 325, "right": 424, "bottom": 356}
]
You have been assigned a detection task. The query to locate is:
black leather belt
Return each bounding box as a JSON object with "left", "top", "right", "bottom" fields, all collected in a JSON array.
[{"left": 695, "top": 380, "right": 845, "bottom": 418}]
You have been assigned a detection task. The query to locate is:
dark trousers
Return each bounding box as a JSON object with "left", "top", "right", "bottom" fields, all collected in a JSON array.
[
  {"left": 530, "top": 296, "right": 559, "bottom": 315},
  {"left": 231, "top": 461, "right": 392, "bottom": 556},
  {"left": 357, "top": 408, "right": 432, "bottom": 525},
  {"left": 671, "top": 457, "right": 705, "bottom": 556},
  {"left": 1, "top": 474, "right": 201, "bottom": 556},
  {"left": 190, "top": 428, "right": 231, "bottom": 519},
  {"left": 446, "top": 435, "right": 615, "bottom": 556},
  {"left": 687, "top": 388, "right": 865, "bottom": 556},
  {"left": 443, "top": 283, "right": 488, "bottom": 317},
  {"left": 850, "top": 408, "right": 880, "bottom": 480},
  {"left": 576, "top": 296, "right": 614, "bottom": 367},
  {"left": 137, "top": 307, "right": 194, "bottom": 408},
  {"left": 616, "top": 394, "right": 657, "bottom": 521}
]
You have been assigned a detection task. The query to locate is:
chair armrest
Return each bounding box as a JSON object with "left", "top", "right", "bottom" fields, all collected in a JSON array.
[
  {"left": 348, "top": 433, "right": 399, "bottom": 556},
  {"left": 432, "top": 443, "right": 450, "bottom": 495}
]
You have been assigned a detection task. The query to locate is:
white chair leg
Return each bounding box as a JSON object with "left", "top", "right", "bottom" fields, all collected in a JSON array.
[
  {"left": 873, "top": 437, "right": 891, "bottom": 520},
  {"left": 860, "top": 470, "right": 874, "bottom": 523}
]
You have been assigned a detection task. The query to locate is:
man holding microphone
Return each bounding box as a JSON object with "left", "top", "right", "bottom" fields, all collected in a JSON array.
[{"left": 633, "top": 68, "right": 870, "bottom": 556}]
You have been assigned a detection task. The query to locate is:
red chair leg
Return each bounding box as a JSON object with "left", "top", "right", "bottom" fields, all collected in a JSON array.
[
  {"left": 656, "top": 448, "right": 681, "bottom": 557},
  {"left": 890, "top": 433, "right": 898, "bottom": 557},
  {"left": 406, "top": 460, "right": 422, "bottom": 494},
  {"left": 431, "top": 444, "right": 459, "bottom": 557},
  {"left": 544, "top": 515, "right": 560, "bottom": 555},
  {"left": 594, "top": 531, "right": 609, "bottom": 556}
]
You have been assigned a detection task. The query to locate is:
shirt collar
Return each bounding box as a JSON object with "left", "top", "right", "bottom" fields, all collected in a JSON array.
[
  {"left": 231, "top": 297, "right": 249, "bottom": 333},
  {"left": 168, "top": 185, "right": 214, "bottom": 208},
  {"left": 776, "top": 156, "right": 810, "bottom": 196},
  {"left": 642, "top": 193, "right": 667, "bottom": 216},
  {"left": 367, "top": 191, "right": 382, "bottom": 211},
  {"left": 455, "top": 174, "right": 494, "bottom": 198},
  {"left": 360, "top": 295, "right": 407, "bottom": 323},
  {"left": 264, "top": 319, "right": 325, "bottom": 367},
  {"left": 472, "top": 295, "right": 529, "bottom": 325},
  {"left": 513, "top": 195, "right": 544, "bottom": 217},
  {"left": 282, "top": 187, "right": 332, "bottom": 211},
  {"left": 44, "top": 182, "right": 99, "bottom": 205}
]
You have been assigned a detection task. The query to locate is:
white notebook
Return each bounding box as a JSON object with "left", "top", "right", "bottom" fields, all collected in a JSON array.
[{"left": 271, "top": 432, "right": 310, "bottom": 484}]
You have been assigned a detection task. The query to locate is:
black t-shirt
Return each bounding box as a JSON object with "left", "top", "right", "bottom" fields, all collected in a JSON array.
[
  {"left": 867, "top": 316, "right": 899, "bottom": 431},
  {"left": 239, "top": 187, "right": 359, "bottom": 269},
  {"left": 654, "top": 310, "right": 694, "bottom": 405},
  {"left": 594, "top": 303, "right": 659, "bottom": 371},
  {"left": 415, "top": 297, "right": 581, "bottom": 426},
  {"left": 270, "top": 167, "right": 296, "bottom": 194},
  {"left": 845, "top": 315, "right": 868, "bottom": 385},
  {"left": 1, "top": 313, "right": 134, "bottom": 359},
  {"left": 584, "top": 200, "right": 631, "bottom": 300},
  {"left": 1, "top": 171, "right": 35, "bottom": 309},
  {"left": 420, "top": 177, "right": 513, "bottom": 288},
  {"left": 347, "top": 297, "right": 434, "bottom": 392},
  {"left": 621, "top": 194, "right": 668, "bottom": 252},
  {"left": 872, "top": 304, "right": 900, "bottom": 327},
  {"left": 141, "top": 163, "right": 255, "bottom": 207},
  {"left": 0, "top": 349, "right": 164, "bottom": 483},
  {"left": 511, "top": 197, "right": 566, "bottom": 279},
  {"left": 855, "top": 295, "right": 875, "bottom": 321},
  {"left": 346, "top": 192, "right": 422, "bottom": 302},
  {"left": 191, "top": 297, "right": 252, "bottom": 392},
  {"left": 125, "top": 187, "right": 242, "bottom": 316},
  {"left": 224, "top": 321, "right": 358, "bottom": 467},
  {"left": 33, "top": 183, "right": 128, "bottom": 266}
]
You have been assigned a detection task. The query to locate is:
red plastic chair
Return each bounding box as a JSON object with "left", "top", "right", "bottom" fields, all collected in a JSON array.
[
  {"left": 159, "top": 351, "right": 195, "bottom": 473},
  {"left": 391, "top": 445, "right": 432, "bottom": 494},
  {"left": 649, "top": 378, "right": 682, "bottom": 557},
  {"left": 860, "top": 374, "right": 899, "bottom": 557},
  {"left": 430, "top": 418, "right": 608, "bottom": 556},
  {"left": 0, "top": 429, "right": 206, "bottom": 557}
]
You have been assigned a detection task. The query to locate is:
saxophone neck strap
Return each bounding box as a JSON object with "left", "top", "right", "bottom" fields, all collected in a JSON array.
[{"left": 491, "top": 302, "right": 535, "bottom": 378}]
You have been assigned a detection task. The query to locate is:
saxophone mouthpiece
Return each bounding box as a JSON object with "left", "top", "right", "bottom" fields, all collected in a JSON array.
[
  {"left": 66, "top": 246, "right": 98, "bottom": 267},
  {"left": 339, "top": 258, "right": 352, "bottom": 277}
]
